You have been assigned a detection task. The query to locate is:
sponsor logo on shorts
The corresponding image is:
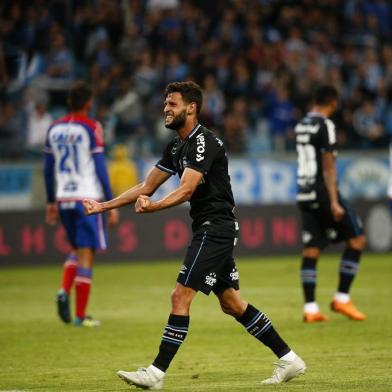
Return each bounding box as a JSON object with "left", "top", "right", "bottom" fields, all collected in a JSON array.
[
  {"left": 230, "top": 268, "right": 239, "bottom": 281},
  {"left": 302, "top": 231, "right": 312, "bottom": 244},
  {"left": 326, "top": 228, "right": 337, "bottom": 240},
  {"left": 205, "top": 272, "right": 217, "bottom": 286},
  {"left": 179, "top": 265, "right": 187, "bottom": 275}
]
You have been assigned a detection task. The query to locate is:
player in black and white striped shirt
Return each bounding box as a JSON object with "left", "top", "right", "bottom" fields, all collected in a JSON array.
[{"left": 295, "top": 85, "right": 367, "bottom": 323}]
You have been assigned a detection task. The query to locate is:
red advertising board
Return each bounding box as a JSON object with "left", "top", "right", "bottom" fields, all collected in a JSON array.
[{"left": 0, "top": 201, "right": 390, "bottom": 265}]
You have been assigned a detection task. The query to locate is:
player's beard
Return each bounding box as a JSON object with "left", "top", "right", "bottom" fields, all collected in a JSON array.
[{"left": 165, "top": 109, "right": 187, "bottom": 131}]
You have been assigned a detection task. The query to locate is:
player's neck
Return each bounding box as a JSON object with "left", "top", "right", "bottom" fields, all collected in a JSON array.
[
  {"left": 177, "top": 119, "right": 199, "bottom": 140},
  {"left": 71, "top": 109, "right": 89, "bottom": 117},
  {"left": 309, "top": 106, "right": 331, "bottom": 118}
]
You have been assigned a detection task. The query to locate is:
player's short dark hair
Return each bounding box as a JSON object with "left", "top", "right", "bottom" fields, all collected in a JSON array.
[
  {"left": 313, "top": 85, "right": 339, "bottom": 105},
  {"left": 68, "top": 81, "right": 93, "bottom": 111},
  {"left": 165, "top": 81, "right": 203, "bottom": 114}
]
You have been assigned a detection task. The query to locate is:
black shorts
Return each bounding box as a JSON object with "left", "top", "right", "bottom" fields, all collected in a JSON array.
[
  {"left": 177, "top": 220, "right": 239, "bottom": 295},
  {"left": 298, "top": 195, "right": 363, "bottom": 249}
]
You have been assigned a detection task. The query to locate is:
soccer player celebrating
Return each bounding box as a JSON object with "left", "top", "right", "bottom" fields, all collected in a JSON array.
[
  {"left": 84, "top": 81, "right": 306, "bottom": 389},
  {"left": 44, "top": 81, "right": 118, "bottom": 327},
  {"left": 295, "top": 85, "right": 366, "bottom": 323}
]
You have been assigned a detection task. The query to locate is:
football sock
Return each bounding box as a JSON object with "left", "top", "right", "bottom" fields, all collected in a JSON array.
[
  {"left": 61, "top": 253, "right": 78, "bottom": 294},
  {"left": 334, "top": 292, "right": 350, "bottom": 303},
  {"left": 75, "top": 267, "right": 92, "bottom": 319},
  {"left": 147, "top": 365, "right": 165, "bottom": 379},
  {"left": 338, "top": 247, "right": 361, "bottom": 294},
  {"left": 280, "top": 350, "right": 297, "bottom": 361},
  {"left": 300, "top": 257, "right": 317, "bottom": 303},
  {"left": 152, "top": 314, "right": 189, "bottom": 372},
  {"left": 304, "top": 302, "right": 319, "bottom": 314},
  {"left": 237, "top": 304, "right": 290, "bottom": 358}
]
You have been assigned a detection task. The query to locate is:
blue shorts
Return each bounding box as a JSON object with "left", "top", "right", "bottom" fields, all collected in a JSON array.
[{"left": 58, "top": 201, "right": 107, "bottom": 250}]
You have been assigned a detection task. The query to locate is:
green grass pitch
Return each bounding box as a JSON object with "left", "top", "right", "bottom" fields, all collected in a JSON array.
[{"left": 0, "top": 254, "right": 391, "bottom": 391}]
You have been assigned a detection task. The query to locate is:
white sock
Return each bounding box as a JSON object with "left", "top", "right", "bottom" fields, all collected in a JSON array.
[
  {"left": 148, "top": 365, "right": 165, "bottom": 379},
  {"left": 280, "top": 350, "right": 297, "bottom": 361},
  {"left": 304, "top": 302, "right": 319, "bottom": 314},
  {"left": 334, "top": 292, "right": 350, "bottom": 303}
]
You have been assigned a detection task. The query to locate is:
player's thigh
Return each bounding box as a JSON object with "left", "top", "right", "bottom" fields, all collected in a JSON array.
[
  {"left": 58, "top": 203, "right": 78, "bottom": 247},
  {"left": 335, "top": 197, "right": 364, "bottom": 242},
  {"left": 74, "top": 202, "right": 107, "bottom": 250},
  {"left": 177, "top": 229, "right": 235, "bottom": 295},
  {"left": 212, "top": 255, "right": 240, "bottom": 295},
  {"left": 298, "top": 204, "right": 328, "bottom": 249}
]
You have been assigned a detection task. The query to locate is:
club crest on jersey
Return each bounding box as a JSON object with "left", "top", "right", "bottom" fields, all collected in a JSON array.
[{"left": 196, "top": 133, "right": 205, "bottom": 162}]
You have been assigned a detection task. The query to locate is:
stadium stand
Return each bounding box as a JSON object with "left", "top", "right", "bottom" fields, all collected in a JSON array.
[{"left": 0, "top": 0, "right": 391, "bottom": 158}]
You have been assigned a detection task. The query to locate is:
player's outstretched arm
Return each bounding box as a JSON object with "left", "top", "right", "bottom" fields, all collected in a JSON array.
[
  {"left": 135, "top": 168, "right": 203, "bottom": 213},
  {"left": 84, "top": 167, "right": 171, "bottom": 215}
]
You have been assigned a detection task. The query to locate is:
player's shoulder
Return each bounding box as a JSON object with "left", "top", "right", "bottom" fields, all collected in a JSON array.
[
  {"left": 47, "top": 114, "right": 70, "bottom": 131},
  {"left": 73, "top": 114, "right": 102, "bottom": 131},
  {"left": 194, "top": 125, "right": 224, "bottom": 148},
  {"left": 296, "top": 113, "right": 330, "bottom": 134}
]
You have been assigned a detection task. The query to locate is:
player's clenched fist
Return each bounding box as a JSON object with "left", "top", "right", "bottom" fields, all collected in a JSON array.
[
  {"left": 135, "top": 195, "right": 151, "bottom": 213},
  {"left": 83, "top": 198, "right": 103, "bottom": 215}
]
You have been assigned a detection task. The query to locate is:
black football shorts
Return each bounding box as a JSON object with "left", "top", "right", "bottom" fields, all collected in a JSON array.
[
  {"left": 177, "top": 220, "right": 240, "bottom": 295},
  {"left": 298, "top": 195, "right": 363, "bottom": 249}
]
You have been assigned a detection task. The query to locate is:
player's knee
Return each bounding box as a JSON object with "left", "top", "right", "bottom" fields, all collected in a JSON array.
[
  {"left": 219, "top": 298, "right": 247, "bottom": 318},
  {"left": 170, "top": 287, "right": 192, "bottom": 313},
  {"left": 348, "top": 235, "right": 366, "bottom": 251},
  {"left": 302, "top": 247, "right": 320, "bottom": 259}
]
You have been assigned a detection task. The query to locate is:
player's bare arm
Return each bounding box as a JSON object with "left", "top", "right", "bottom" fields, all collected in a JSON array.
[
  {"left": 45, "top": 203, "right": 58, "bottom": 225},
  {"left": 83, "top": 167, "right": 171, "bottom": 215},
  {"left": 322, "top": 152, "right": 344, "bottom": 221},
  {"left": 135, "top": 168, "right": 203, "bottom": 214}
]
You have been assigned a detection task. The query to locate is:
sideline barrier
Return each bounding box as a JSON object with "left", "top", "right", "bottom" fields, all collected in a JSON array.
[{"left": 0, "top": 200, "right": 390, "bottom": 265}]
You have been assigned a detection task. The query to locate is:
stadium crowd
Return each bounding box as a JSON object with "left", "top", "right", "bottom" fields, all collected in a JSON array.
[{"left": 1, "top": 0, "right": 392, "bottom": 158}]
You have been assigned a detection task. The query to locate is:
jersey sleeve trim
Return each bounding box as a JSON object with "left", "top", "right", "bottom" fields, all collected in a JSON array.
[
  {"left": 156, "top": 163, "right": 176, "bottom": 175},
  {"left": 183, "top": 163, "right": 205, "bottom": 174}
]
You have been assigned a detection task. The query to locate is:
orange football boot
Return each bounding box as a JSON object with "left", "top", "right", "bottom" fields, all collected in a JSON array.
[
  {"left": 330, "top": 300, "right": 366, "bottom": 320},
  {"left": 303, "top": 311, "right": 329, "bottom": 323}
]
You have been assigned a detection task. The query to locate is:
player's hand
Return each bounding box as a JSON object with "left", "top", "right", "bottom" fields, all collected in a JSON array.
[
  {"left": 83, "top": 198, "right": 103, "bottom": 215},
  {"left": 45, "top": 203, "right": 58, "bottom": 225},
  {"left": 107, "top": 209, "right": 119, "bottom": 227},
  {"left": 331, "top": 202, "right": 345, "bottom": 221},
  {"left": 135, "top": 195, "right": 152, "bottom": 213}
]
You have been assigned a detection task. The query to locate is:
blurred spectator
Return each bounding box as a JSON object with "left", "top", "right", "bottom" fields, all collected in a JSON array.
[
  {"left": 108, "top": 144, "right": 139, "bottom": 197},
  {"left": 265, "top": 85, "right": 296, "bottom": 152},
  {"left": 133, "top": 50, "right": 158, "bottom": 98},
  {"left": 1, "top": 0, "right": 392, "bottom": 159},
  {"left": 201, "top": 74, "right": 226, "bottom": 127},
  {"left": 0, "top": 101, "right": 26, "bottom": 157},
  {"left": 111, "top": 78, "right": 142, "bottom": 141},
  {"left": 221, "top": 98, "right": 249, "bottom": 154},
  {"left": 35, "top": 30, "right": 74, "bottom": 90},
  {"left": 25, "top": 91, "right": 53, "bottom": 154},
  {"left": 353, "top": 98, "right": 385, "bottom": 147}
]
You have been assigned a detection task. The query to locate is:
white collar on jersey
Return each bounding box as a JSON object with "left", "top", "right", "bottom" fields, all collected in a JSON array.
[
  {"left": 308, "top": 111, "right": 326, "bottom": 118},
  {"left": 187, "top": 123, "right": 202, "bottom": 139}
]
